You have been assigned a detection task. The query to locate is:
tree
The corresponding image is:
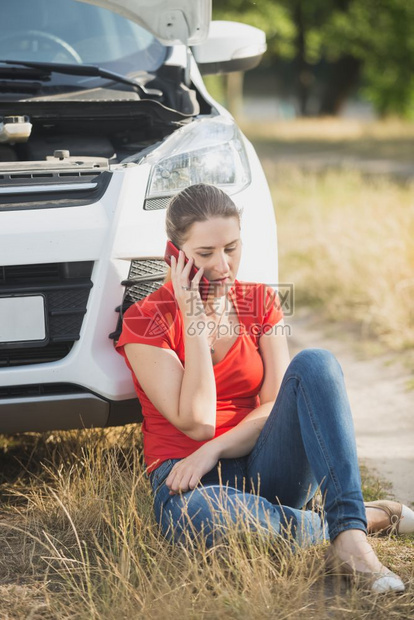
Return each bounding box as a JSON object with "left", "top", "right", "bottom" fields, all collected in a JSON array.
[
  {"left": 321, "top": 0, "right": 414, "bottom": 117},
  {"left": 212, "top": 0, "right": 414, "bottom": 117}
]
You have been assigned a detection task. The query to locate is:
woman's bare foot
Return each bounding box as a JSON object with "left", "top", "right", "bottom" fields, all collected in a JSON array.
[
  {"left": 332, "top": 529, "right": 386, "bottom": 574},
  {"left": 328, "top": 531, "right": 405, "bottom": 593}
]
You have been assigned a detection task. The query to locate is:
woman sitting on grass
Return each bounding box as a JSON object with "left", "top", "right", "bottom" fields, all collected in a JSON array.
[{"left": 116, "top": 183, "right": 414, "bottom": 594}]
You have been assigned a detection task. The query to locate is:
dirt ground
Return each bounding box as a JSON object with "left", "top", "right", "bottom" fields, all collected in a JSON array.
[{"left": 288, "top": 311, "right": 414, "bottom": 508}]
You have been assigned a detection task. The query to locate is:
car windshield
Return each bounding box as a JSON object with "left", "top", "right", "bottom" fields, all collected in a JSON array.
[{"left": 0, "top": 0, "right": 167, "bottom": 77}]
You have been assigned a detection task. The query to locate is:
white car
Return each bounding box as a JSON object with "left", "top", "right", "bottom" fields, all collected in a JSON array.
[{"left": 0, "top": 0, "right": 278, "bottom": 432}]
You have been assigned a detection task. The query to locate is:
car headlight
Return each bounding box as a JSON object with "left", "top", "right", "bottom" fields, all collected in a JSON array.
[{"left": 144, "top": 116, "right": 251, "bottom": 198}]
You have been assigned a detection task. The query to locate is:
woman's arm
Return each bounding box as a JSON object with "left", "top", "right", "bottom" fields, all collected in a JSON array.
[
  {"left": 202, "top": 321, "right": 290, "bottom": 458},
  {"left": 165, "top": 323, "right": 291, "bottom": 494},
  {"left": 124, "top": 251, "right": 217, "bottom": 441},
  {"left": 124, "top": 339, "right": 215, "bottom": 441}
]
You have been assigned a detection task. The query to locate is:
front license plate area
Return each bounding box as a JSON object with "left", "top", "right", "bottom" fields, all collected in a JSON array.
[{"left": 0, "top": 295, "right": 47, "bottom": 348}]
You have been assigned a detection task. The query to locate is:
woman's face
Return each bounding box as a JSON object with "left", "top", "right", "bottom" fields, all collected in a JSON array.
[{"left": 181, "top": 216, "right": 241, "bottom": 297}]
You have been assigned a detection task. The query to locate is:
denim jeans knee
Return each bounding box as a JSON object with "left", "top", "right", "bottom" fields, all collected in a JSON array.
[{"left": 288, "top": 348, "right": 342, "bottom": 380}]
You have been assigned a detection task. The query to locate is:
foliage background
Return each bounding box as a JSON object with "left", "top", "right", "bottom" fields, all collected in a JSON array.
[{"left": 212, "top": 0, "right": 414, "bottom": 118}]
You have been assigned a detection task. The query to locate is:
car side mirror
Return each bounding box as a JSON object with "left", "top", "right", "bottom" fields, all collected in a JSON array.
[{"left": 192, "top": 20, "right": 266, "bottom": 75}]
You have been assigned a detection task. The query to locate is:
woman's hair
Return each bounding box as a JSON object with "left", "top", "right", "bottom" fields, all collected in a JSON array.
[{"left": 165, "top": 183, "right": 241, "bottom": 248}]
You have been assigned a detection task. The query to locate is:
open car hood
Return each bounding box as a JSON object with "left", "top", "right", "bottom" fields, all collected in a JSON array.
[{"left": 75, "top": 0, "right": 211, "bottom": 45}]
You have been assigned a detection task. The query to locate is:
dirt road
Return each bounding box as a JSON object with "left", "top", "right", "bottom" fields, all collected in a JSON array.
[{"left": 288, "top": 311, "right": 414, "bottom": 507}]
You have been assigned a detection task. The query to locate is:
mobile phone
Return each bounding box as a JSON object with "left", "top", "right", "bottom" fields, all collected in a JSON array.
[{"left": 164, "top": 240, "right": 210, "bottom": 301}]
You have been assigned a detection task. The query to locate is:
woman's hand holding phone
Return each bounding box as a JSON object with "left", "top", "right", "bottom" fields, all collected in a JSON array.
[
  {"left": 170, "top": 250, "right": 207, "bottom": 321},
  {"left": 165, "top": 240, "right": 210, "bottom": 311}
]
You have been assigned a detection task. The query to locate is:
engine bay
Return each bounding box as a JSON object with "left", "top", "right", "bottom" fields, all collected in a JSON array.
[
  {"left": 0, "top": 97, "right": 195, "bottom": 165},
  {"left": 0, "top": 59, "right": 207, "bottom": 166}
]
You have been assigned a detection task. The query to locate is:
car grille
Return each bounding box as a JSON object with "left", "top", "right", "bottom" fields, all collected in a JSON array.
[
  {"left": 0, "top": 261, "right": 93, "bottom": 367},
  {"left": 143, "top": 196, "right": 172, "bottom": 210},
  {"left": 109, "top": 258, "right": 167, "bottom": 341},
  {"left": 0, "top": 170, "right": 111, "bottom": 211}
]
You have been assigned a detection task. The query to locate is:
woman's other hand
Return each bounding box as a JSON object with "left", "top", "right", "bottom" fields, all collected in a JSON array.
[{"left": 165, "top": 443, "right": 220, "bottom": 495}]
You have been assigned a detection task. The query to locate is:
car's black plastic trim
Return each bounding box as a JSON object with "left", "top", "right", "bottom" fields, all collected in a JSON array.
[{"left": 0, "top": 170, "right": 112, "bottom": 210}]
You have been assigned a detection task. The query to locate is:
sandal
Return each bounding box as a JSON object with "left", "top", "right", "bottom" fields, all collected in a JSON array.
[
  {"left": 365, "top": 500, "right": 414, "bottom": 536},
  {"left": 325, "top": 545, "right": 405, "bottom": 594}
]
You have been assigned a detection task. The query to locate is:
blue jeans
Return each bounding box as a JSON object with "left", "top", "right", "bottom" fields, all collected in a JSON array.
[{"left": 149, "top": 349, "right": 368, "bottom": 549}]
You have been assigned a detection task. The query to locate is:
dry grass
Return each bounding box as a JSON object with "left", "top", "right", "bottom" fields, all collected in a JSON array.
[
  {"left": 242, "top": 117, "right": 414, "bottom": 143},
  {"left": 0, "top": 428, "right": 412, "bottom": 619},
  {"left": 272, "top": 167, "right": 414, "bottom": 350},
  {"left": 242, "top": 119, "right": 414, "bottom": 356}
]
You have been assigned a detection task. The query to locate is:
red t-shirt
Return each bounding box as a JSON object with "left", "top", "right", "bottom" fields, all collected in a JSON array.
[{"left": 115, "top": 280, "right": 283, "bottom": 472}]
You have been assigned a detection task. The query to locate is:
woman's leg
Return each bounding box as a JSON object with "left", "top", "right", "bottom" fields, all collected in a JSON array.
[
  {"left": 247, "top": 348, "right": 367, "bottom": 541},
  {"left": 151, "top": 457, "right": 326, "bottom": 548},
  {"left": 246, "top": 349, "right": 406, "bottom": 588}
]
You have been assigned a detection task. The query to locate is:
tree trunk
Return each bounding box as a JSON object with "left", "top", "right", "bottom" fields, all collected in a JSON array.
[
  {"left": 319, "top": 56, "right": 362, "bottom": 115},
  {"left": 294, "top": 0, "right": 310, "bottom": 116}
]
